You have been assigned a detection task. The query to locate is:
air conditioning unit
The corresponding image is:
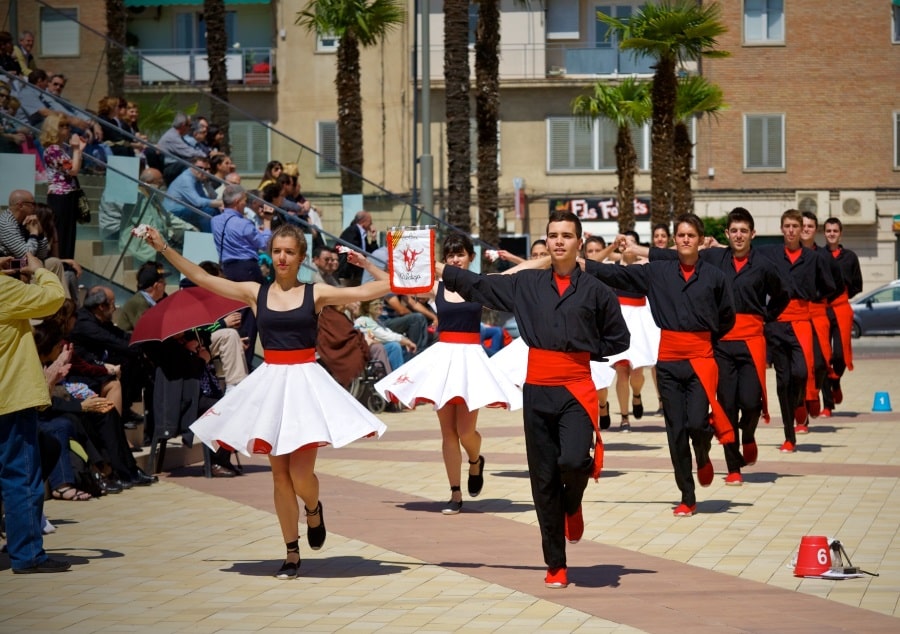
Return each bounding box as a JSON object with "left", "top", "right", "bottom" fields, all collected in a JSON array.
[
  {"left": 838, "top": 191, "right": 877, "bottom": 225},
  {"left": 795, "top": 191, "right": 830, "bottom": 217}
]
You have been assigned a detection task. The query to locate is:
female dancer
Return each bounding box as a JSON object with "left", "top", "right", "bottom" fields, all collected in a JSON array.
[
  {"left": 375, "top": 233, "right": 522, "bottom": 514},
  {"left": 140, "top": 223, "right": 393, "bottom": 579}
]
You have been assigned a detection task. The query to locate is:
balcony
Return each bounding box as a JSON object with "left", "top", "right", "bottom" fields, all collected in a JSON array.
[
  {"left": 419, "top": 43, "right": 654, "bottom": 83},
  {"left": 124, "top": 47, "right": 276, "bottom": 89}
]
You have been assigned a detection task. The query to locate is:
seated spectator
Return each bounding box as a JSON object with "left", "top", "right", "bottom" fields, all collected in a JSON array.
[
  {"left": 0, "top": 82, "right": 26, "bottom": 153},
  {"left": 118, "top": 167, "right": 197, "bottom": 264},
  {"left": 312, "top": 245, "right": 340, "bottom": 286},
  {"left": 162, "top": 155, "right": 224, "bottom": 232},
  {"left": 16, "top": 69, "right": 93, "bottom": 131},
  {"left": 155, "top": 112, "right": 207, "bottom": 184},
  {"left": 257, "top": 159, "right": 283, "bottom": 190},
  {"left": 96, "top": 96, "right": 137, "bottom": 158},
  {"left": 0, "top": 31, "right": 21, "bottom": 77},
  {"left": 379, "top": 292, "right": 435, "bottom": 353},
  {"left": 210, "top": 154, "right": 235, "bottom": 198},
  {"left": 353, "top": 299, "right": 416, "bottom": 370},
  {"left": 117, "top": 262, "right": 170, "bottom": 333},
  {"left": 33, "top": 202, "right": 81, "bottom": 301},
  {"left": 184, "top": 116, "right": 213, "bottom": 159}
]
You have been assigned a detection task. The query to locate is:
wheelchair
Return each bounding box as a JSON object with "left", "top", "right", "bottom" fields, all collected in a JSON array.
[{"left": 348, "top": 359, "right": 388, "bottom": 414}]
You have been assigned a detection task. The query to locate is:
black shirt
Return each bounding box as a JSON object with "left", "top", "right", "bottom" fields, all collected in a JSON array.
[
  {"left": 441, "top": 265, "right": 630, "bottom": 362},
  {"left": 828, "top": 245, "right": 863, "bottom": 298},
  {"left": 757, "top": 244, "right": 837, "bottom": 311}
]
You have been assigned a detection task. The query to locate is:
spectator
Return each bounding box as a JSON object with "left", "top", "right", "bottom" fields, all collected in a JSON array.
[
  {"left": 0, "top": 83, "right": 26, "bottom": 153},
  {"left": 32, "top": 202, "right": 81, "bottom": 301},
  {"left": 337, "top": 211, "right": 379, "bottom": 286},
  {"left": 185, "top": 117, "right": 213, "bottom": 158},
  {"left": 312, "top": 245, "right": 340, "bottom": 286},
  {"left": 353, "top": 299, "right": 416, "bottom": 371},
  {"left": 125, "top": 102, "right": 147, "bottom": 142},
  {"left": 14, "top": 30, "right": 36, "bottom": 76},
  {"left": 16, "top": 69, "right": 93, "bottom": 131},
  {"left": 117, "top": 262, "right": 170, "bottom": 333},
  {"left": 0, "top": 190, "right": 71, "bottom": 294},
  {"left": 162, "top": 155, "right": 224, "bottom": 232},
  {"left": 0, "top": 251, "right": 70, "bottom": 574},
  {"left": 379, "top": 293, "right": 436, "bottom": 353},
  {"left": 257, "top": 159, "right": 283, "bottom": 190},
  {"left": 155, "top": 112, "right": 206, "bottom": 184},
  {"left": 40, "top": 113, "right": 86, "bottom": 260},
  {"left": 212, "top": 183, "right": 272, "bottom": 367},
  {"left": 0, "top": 31, "right": 22, "bottom": 76},
  {"left": 96, "top": 96, "right": 136, "bottom": 158},
  {"left": 210, "top": 154, "right": 235, "bottom": 198}
]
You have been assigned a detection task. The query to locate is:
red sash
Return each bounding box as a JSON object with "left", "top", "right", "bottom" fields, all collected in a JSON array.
[
  {"left": 776, "top": 299, "right": 817, "bottom": 400},
  {"left": 264, "top": 348, "right": 316, "bottom": 364},
  {"left": 438, "top": 331, "right": 481, "bottom": 344},
  {"left": 828, "top": 291, "right": 854, "bottom": 371},
  {"left": 618, "top": 296, "right": 646, "bottom": 307},
  {"left": 720, "top": 313, "right": 770, "bottom": 423},
  {"left": 657, "top": 330, "right": 735, "bottom": 445},
  {"left": 526, "top": 349, "right": 604, "bottom": 480},
  {"left": 810, "top": 301, "right": 836, "bottom": 378}
]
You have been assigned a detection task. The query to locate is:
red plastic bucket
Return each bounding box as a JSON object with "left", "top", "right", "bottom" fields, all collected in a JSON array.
[{"left": 794, "top": 535, "right": 831, "bottom": 576}]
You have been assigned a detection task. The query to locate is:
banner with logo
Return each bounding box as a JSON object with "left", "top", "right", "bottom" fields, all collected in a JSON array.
[{"left": 387, "top": 226, "right": 435, "bottom": 294}]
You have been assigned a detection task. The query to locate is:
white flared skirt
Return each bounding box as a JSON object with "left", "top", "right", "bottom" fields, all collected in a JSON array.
[
  {"left": 189, "top": 361, "right": 387, "bottom": 457},
  {"left": 375, "top": 341, "right": 523, "bottom": 412},
  {"left": 489, "top": 337, "right": 615, "bottom": 390},
  {"left": 607, "top": 303, "right": 660, "bottom": 369}
]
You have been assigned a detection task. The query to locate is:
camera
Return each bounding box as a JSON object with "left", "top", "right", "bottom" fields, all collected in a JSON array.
[{"left": 6, "top": 256, "right": 28, "bottom": 270}]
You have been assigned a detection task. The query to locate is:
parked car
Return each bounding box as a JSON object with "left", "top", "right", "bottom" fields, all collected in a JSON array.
[{"left": 851, "top": 279, "right": 900, "bottom": 338}]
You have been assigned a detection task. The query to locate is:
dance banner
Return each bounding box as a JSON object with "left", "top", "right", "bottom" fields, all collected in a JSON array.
[{"left": 387, "top": 226, "right": 435, "bottom": 294}]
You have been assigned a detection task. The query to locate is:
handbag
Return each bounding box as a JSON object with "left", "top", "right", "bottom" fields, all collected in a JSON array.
[{"left": 75, "top": 187, "right": 91, "bottom": 224}]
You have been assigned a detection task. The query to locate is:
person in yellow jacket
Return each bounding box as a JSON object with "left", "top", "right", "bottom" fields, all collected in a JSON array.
[{"left": 0, "top": 252, "right": 69, "bottom": 574}]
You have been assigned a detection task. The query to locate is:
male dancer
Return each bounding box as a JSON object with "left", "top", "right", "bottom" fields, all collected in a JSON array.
[
  {"left": 822, "top": 217, "right": 862, "bottom": 416},
  {"left": 438, "top": 211, "right": 630, "bottom": 589},
  {"left": 587, "top": 214, "right": 736, "bottom": 516},
  {"left": 799, "top": 211, "right": 844, "bottom": 422},
  {"left": 758, "top": 210, "right": 836, "bottom": 452},
  {"left": 643, "top": 208, "right": 789, "bottom": 485}
]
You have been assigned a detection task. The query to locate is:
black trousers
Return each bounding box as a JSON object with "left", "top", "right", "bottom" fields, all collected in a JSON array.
[
  {"left": 656, "top": 360, "right": 714, "bottom": 507},
  {"left": 715, "top": 340, "right": 762, "bottom": 473},
  {"left": 76, "top": 410, "right": 137, "bottom": 480},
  {"left": 765, "top": 322, "right": 807, "bottom": 444},
  {"left": 822, "top": 307, "right": 845, "bottom": 410},
  {"left": 222, "top": 258, "right": 264, "bottom": 368},
  {"left": 522, "top": 384, "right": 593, "bottom": 570}
]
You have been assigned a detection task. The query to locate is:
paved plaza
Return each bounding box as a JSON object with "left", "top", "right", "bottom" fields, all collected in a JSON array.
[{"left": 2, "top": 351, "right": 899, "bottom": 633}]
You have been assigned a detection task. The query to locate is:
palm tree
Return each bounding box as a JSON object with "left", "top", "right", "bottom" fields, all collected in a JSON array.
[
  {"left": 205, "top": 0, "right": 230, "bottom": 153},
  {"left": 444, "top": 0, "right": 472, "bottom": 232},
  {"left": 598, "top": 1, "right": 728, "bottom": 227},
  {"left": 572, "top": 78, "right": 650, "bottom": 233},
  {"left": 475, "top": 0, "right": 500, "bottom": 247},
  {"left": 672, "top": 75, "right": 725, "bottom": 215},
  {"left": 105, "top": 0, "right": 126, "bottom": 96},
  {"left": 296, "top": 0, "right": 405, "bottom": 195}
]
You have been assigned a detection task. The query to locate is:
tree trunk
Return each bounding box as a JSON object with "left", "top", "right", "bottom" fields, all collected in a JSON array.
[
  {"left": 615, "top": 126, "right": 637, "bottom": 233},
  {"left": 475, "top": 0, "right": 500, "bottom": 248},
  {"left": 444, "top": 0, "right": 472, "bottom": 232},
  {"left": 204, "top": 0, "right": 231, "bottom": 152},
  {"left": 672, "top": 121, "right": 694, "bottom": 216},
  {"left": 337, "top": 34, "right": 364, "bottom": 194},
  {"left": 650, "top": 55, "right": 676, "bottom": 227},
  {"left": 105, "top": 0, "right": 126, "bottom": 96}
]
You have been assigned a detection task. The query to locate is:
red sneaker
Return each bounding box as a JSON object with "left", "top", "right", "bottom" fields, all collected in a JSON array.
[
  {"left": 545, "top": 567, "right": 568, "bottom": 588},
  {"left": 564, "top": 505, "right": 584, "bottom": 544},
  {"left": 673, "top": 503, "right": 696, "bottom": 517},
  {"left": 697, "top": 460, "right": 714, "bottom": 487},
  {"left": 780, "top": 440, "right": 796, "bottom": 453},
  {"left": 832, "top": 386, "right": 843, "bottom": 405},
  {"left": 807, "top": 398, "right": 821, "bottom": 418},
  {"left": 820, "top": 408, "right": 832, "bottom": 418},
  {"left": 725, "top": 472, "right": 743, "bottom": 486},
  {"left": 742, "top": 442, "right": 758, "bottom": 466},
  {"left": 795, "top": 424, "right": 809, "bottom": 434}
]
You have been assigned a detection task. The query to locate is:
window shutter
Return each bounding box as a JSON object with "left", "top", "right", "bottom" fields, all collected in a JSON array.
[
  {"left": 317, "top": 121, "right": 340, "bottom": 175},
  {"left": 41, "top": 8, "right": 79, "bottom": 56},
  {"left": 230, "top": 121, "right": 271, "bottom": 176}
]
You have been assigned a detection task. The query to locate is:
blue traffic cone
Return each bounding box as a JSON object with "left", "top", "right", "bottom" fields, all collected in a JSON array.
[{"left": 872, "top": 392, "right": 892, "bottom": 412}]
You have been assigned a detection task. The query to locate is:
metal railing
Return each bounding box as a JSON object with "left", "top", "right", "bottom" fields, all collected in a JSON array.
[{"left": 125, "top": 47, "right": 276, "bottom": 86}]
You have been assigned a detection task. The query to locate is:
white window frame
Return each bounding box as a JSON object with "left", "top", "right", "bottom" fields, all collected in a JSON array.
[
  {"left": 317, "top": 121, "right": 340, "bottom": 176},
  {"left": 547, "top": 116, "right": 649, "bottom": 173},
  {"left": 317, "top": 32, "right": 338, "bottom": 53},
  {"left": 743, "top": 0, "right": 785, "bottom": 45},
  {"left": 40, "top": 7, "right": 79, "bottom": 57},
  {"left": 744, "top": 113, "right": 785, "bottom": 171}
]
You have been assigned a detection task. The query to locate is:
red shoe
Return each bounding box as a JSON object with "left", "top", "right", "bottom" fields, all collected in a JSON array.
[
  {"left": 742, "top": 442, "right": 758, "bottom": 466},
  {"left": 697, "top": 460, "right": 714, "bottom": 487},
  {"left": 564, "top": 505, "right": 584, "bottom": 544},
  {"left": 832, "top": 386, "right": 843, "bottom": 405},
  {"left": 794, "top": 404, "right": 808, "bottom": 425},
  {"left": 780, "top": 440, "right": 796, "bottom": 453},
  {"left": 807, "top": 398, "right": 821, "bottom": 418},
  {"left": 673, "top": 503, "right": 696, "bottom": 517},
  {"left": 545, "top": 567, "right": 568, "bottom": 588},
  {"left": 725, "top": 472, "right": 743, "bottom": 486},
  {"left": 795, "top": 424, "right": 809, "bottom": 434},
  {"left": 820, "top": 408, "right": 832, "bottom": 418}
]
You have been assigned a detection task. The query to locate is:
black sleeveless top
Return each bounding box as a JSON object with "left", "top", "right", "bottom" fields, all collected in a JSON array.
[
  {"left": 256, "top": 283, "right": 317, "bottom": 350},
  {"left": 435, "top": 282, "right": 481, "bottom": 334}
]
